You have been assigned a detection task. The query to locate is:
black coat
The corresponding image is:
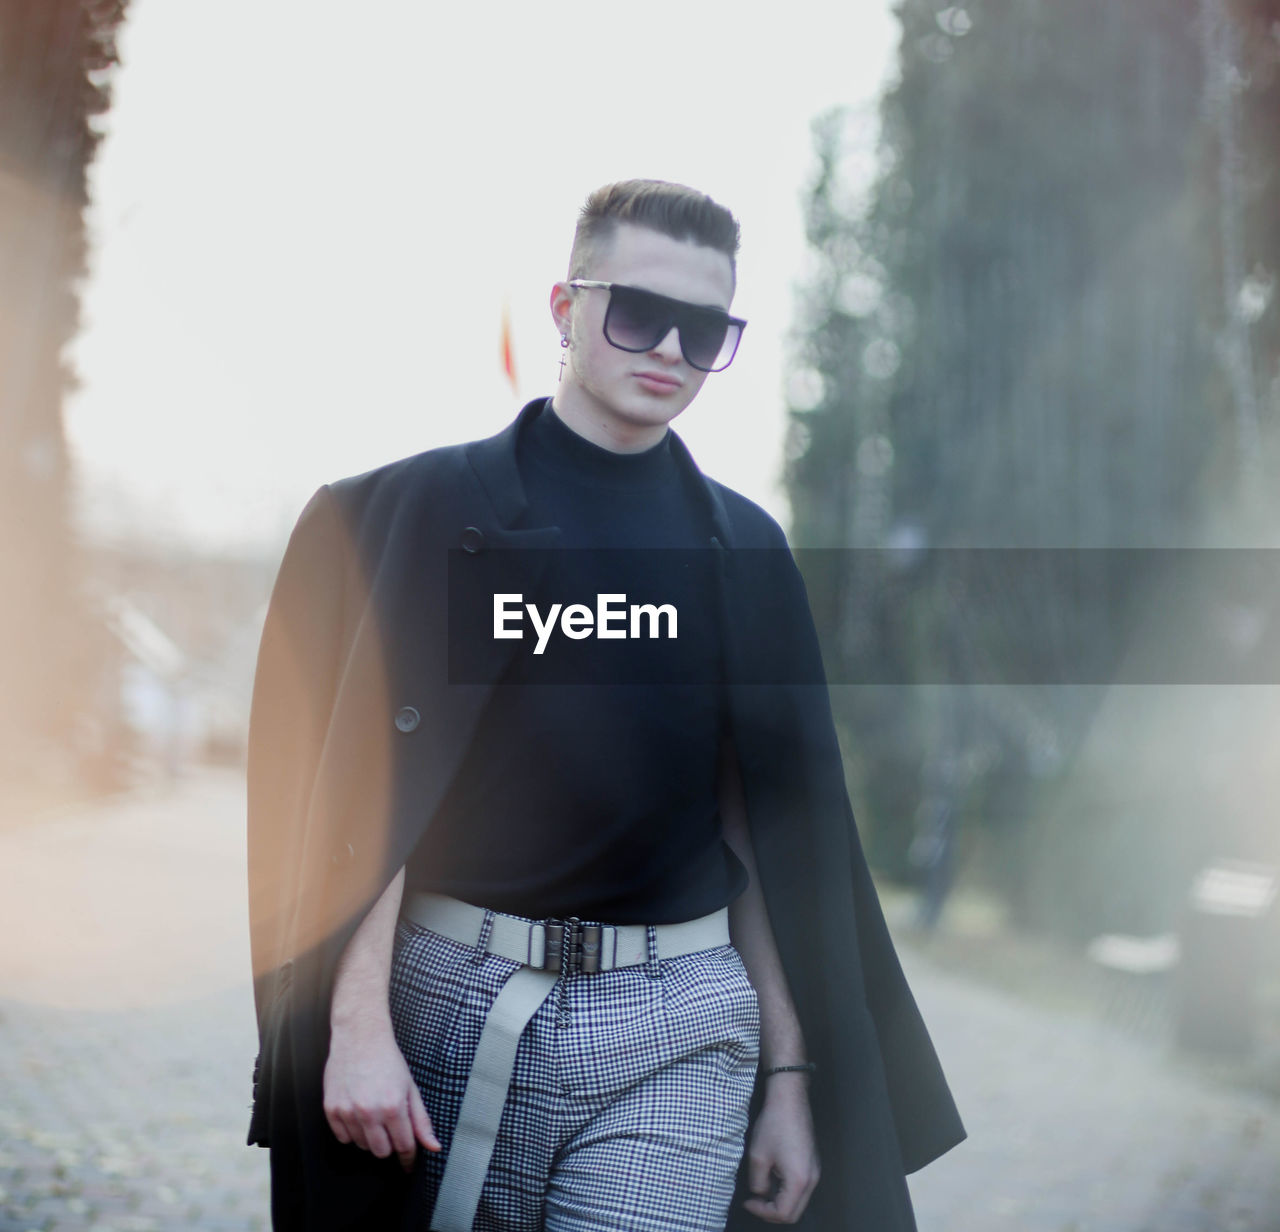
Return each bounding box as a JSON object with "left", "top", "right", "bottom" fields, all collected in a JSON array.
[{"left": 247, "top": 398, "right": 965, "bottom": 1230}]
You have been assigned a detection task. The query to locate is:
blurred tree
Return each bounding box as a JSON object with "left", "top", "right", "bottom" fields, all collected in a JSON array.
[
  {"left": 784, "top": 0, "right": 1272, "bottom": 936},
  {"left": 0, "top": 0, "right": 128, "bottom": 793},
  {"left": 1220, "top": 0, "right": 1280, "bottom": 481},
  {"left": 1200, "top": 0, "right": 1264, "bottom": 492}
]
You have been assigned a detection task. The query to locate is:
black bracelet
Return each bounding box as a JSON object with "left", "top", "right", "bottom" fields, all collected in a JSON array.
[{"left": 761, "top": 1062, "right": 817, "bottom": 1077}]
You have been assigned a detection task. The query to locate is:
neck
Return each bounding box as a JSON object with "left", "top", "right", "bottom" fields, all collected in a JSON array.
[{"left": 548, "top": 385, "right": 669, "bottom": 454}]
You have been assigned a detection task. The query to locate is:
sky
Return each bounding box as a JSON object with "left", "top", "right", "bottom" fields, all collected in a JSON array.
[{"left": 67, "top": 0, "right": 897, "bottom": 557}]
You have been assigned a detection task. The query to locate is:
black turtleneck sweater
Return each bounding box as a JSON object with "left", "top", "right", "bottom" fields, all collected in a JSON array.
[{"left": 403, "top": 401, "right": 748, "bottom": 924}]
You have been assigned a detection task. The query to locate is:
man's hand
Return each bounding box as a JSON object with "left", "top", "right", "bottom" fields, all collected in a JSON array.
[
  {"left": 324, "top": 865, "right": 436, "bottom": 1173},
  {"left": 742, "top": 1075, "right": 821, "bottom": 1224},
  {"left": 323, "top": 1019, "right": 440, "bottom": 1173}
]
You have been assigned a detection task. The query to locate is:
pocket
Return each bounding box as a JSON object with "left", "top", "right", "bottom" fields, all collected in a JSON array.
[
  {"left": 663, "top": 944, "right": 761, "bottom": 1078},
  {"left": 720, "top": 945, "right": 762, "bottom": 1069}
]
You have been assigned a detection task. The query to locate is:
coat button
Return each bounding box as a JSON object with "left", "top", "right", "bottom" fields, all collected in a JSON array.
[
  {"left": 460, "top": 526, "right": 486, "bottom": 554},
  {"left": 394, "top": 705, "right": 420, "bottom": 733},
  {"left": 331, "top": 841, "right": 355, "bottom": 867}
]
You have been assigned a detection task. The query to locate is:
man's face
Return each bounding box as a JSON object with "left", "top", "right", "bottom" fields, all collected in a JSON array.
[{"left": 553, "top": 223, "right": 736, "bottom": 442}]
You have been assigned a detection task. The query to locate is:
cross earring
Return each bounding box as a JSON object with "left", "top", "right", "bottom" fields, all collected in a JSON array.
[{"left": 558, "top": 335, "right": 569, "bottom": 381}]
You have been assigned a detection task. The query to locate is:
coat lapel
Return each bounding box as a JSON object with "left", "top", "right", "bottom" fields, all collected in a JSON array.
[{"left": 450, "top": 399, "right": 564, "bottom": 687}]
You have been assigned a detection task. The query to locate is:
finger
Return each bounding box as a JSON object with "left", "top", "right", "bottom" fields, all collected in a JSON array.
[
  {"left": 385, "top": 1098, "right": 423, "bottom": 1171},
  {"left": 746, "top": 1153, "right": 775, "bottom": 1201},
  {"left": 408, "top": 1084, "right": 442, "bottom": 1152},
  {"left": 326, "top": 1107, "right": 353, "bottom": 1145},
  {"left": 772, "top": 1162, "right": 819, "bottom": 1224},
  {"left": 363, "top": 1120, "right": 394, "bottom": 1159},
  {"left": 788, "top": 1183, "right": 816, "bottom": 1222},
  {"left": 346, "top": 1117, "right": 371, "bottom": 1153},
  {"left": 781, "top": 1163, "right": 822, "bottom": 1223},
  {"left": 743, "top": 1165, "right": 800, "bottom": 1224},
  {"left": 330, "top": 1105, "right": 368, "bottom": 1151},
  {"left": 799, "top": 1164, "right": 821, "bottom": 1213},
  {"left": 773, "top": 1181, "right": 803, "bottom": 1223},
  {"left": 741, "top": 1196, "right": 786, "bottom": 1224},
  {"left": 766, "top": 1165, "right": 800, "bottom": 1223}
]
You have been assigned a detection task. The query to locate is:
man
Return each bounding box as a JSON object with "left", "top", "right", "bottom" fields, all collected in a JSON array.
[{"left": 247, "top": 179, "right": 964, "bottom": 1232}]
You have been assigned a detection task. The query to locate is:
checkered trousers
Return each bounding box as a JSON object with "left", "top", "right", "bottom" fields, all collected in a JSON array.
[{"left": 388, "top": 915, "right": 761, "bottom": 1232}]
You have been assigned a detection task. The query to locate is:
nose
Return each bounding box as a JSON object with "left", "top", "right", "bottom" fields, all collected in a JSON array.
[{"left": 650, "top": 325, "right": 683, "bottom": 364}]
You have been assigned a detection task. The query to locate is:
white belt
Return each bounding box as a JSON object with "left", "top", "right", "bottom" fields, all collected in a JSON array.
[{"left": 399, "top": 891, "right": 731, "bottom": 1232}]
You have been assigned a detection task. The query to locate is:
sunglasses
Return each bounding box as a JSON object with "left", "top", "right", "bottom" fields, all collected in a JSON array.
[{"left": 568, "top": 280, "right": 747, "bottom": 373}]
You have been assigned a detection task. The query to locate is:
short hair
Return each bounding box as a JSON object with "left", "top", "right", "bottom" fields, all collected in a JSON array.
[{"left": 568, "top": 179, "right": 741, "bottom": 282}]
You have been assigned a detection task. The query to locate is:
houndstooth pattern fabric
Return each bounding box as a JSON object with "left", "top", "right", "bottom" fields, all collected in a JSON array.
[{"left": 389, "top": 915, "right": 760, "bottom": 1232}]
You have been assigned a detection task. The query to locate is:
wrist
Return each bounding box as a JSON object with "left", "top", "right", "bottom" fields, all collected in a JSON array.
[
  {"left": 330, "top": 996, "right": 394, "bottom": 1041},
  {"left": 760, "top": 1071, "right": 813, "bottom": 1111},
  {"left": 759, "top": 1060, "right": 815, "bottom": 1098},
  {"left": 760, "top": 1061, "right": 816, "bottom": 1079}
]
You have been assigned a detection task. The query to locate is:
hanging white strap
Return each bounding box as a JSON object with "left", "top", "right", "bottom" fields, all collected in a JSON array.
[{"left": 430, "top": 965, "right": 559, "bottom": 1232}]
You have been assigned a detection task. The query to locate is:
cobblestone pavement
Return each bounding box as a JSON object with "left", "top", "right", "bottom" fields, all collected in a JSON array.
[
  {"left": 0, "top": 769, "right": 268, "bottom": 1232},
  {"left": 902, "top": 943, "right": 1280, "bottom": 1232},
  {"left": 1, "top": 768, "right": 1278, "bottom": 1231}
]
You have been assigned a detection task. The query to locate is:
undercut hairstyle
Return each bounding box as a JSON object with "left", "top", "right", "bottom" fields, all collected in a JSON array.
[{"left": 568, "top": 179, "right": 741, "bottom": 282}]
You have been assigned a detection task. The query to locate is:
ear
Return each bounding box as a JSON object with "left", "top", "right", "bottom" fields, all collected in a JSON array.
[{"left": 549, "top": 282, "right": 574, "bottom": 341}]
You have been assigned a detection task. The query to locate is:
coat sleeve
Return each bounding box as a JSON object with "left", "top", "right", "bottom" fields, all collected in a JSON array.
[
  {"left": 773, "top": 531, "right": 967, "bottom": 1175},
  {"left": 722, "top": 511, "right": 964, "bottom": 1231},
  {"left": 246, "top": 483, "right": 349, "bottom": 1145}
]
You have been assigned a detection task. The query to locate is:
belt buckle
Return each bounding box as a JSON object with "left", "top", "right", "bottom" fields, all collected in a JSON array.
[{"left": 542, "top": 917, "right": 603, "bottom": 975}]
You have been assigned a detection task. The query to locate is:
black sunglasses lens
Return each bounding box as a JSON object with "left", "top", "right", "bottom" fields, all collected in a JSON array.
[
  {"left": 679, "top": 311, "right": 734, "bottom": 371},
  {"left": 601, "top": 285, "right": 742, "bottom": 371},
  {"left": 710, "top": 321, "right": 743, "bottom": 371},
  {"left": 604, "top": 287, "right": 669, "bottom": 352}
]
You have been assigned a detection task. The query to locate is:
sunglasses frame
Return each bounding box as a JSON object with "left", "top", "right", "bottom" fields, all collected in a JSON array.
[{"left": 568, "top": 280, "right": 747, "bottom": 373}]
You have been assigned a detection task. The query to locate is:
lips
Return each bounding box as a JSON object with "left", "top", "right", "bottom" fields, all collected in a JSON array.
[{"left": 633, "top": 371, "right": 682, "bottom": 392}]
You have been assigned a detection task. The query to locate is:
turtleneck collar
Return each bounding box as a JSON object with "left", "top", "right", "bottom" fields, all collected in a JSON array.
[{"left": 521, "top": 399, "right": 675, "bottom": 492}]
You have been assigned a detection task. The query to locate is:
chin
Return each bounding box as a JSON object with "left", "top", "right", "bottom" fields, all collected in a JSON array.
[
  {"left": 618, "top": 404, "right": 688, "bottom": 431},
  {"left": 617, "top": 389, "right": 694, "bottom": 423}
]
